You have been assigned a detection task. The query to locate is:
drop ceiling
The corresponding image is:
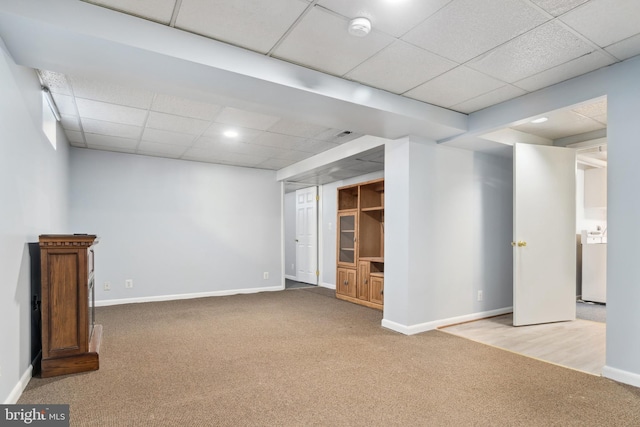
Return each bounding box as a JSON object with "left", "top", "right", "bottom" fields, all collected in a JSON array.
[{"left": 1, "top": 0, "right": 636, "bottom": 181}]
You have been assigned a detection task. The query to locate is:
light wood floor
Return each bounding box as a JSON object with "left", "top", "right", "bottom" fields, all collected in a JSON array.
[{"left": 440, "top": 314, "right": 605, "bottom": 375}]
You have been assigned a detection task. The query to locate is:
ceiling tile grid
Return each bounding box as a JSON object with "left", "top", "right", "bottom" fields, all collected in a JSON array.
[
  {"left": 174, "top": 0, "right": 310, "bottom": 54},
  {"left": 401, "top": 0, "right": 551, "bottom": 64},
  {"left": 272, "top": 6, "right": 394, "bottom": 76},
  {"left": 35, "top": 0, "right": 640, "bottom": 177},
  {"left": 83, "top": 0, "right": 177, "bottom": 25}
]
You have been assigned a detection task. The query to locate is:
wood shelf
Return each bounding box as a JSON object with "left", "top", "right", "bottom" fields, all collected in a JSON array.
[{"left": 336, "top": 178, "right": 384, "bottom": 309}]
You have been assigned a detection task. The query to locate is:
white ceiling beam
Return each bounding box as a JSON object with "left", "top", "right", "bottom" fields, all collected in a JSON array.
[{"left": 0, "top": 0, "right": 467, "bottom": 141}]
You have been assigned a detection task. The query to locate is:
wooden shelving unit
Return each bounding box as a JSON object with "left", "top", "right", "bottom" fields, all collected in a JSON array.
[{"left": 336, "top": 178, "right": 384, "bottom": 310}]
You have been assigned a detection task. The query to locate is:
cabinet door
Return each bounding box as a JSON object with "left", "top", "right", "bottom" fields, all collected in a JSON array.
[
  {"left": 357, "top": 261, "right": 370, "bottom": 301},
  {"left": 370, "top": 276, "right": 384, "bottom": 306},
  {"left": 337, "top": 212, "right": 357, "bottom": 267},
  {"left": 337, "top": 268, "right": 357, "bottom": 298}
]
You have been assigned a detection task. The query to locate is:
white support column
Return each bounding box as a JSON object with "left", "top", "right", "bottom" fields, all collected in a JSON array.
[{"left": 602, "top": 80, "right": 640, "bottom": 388}]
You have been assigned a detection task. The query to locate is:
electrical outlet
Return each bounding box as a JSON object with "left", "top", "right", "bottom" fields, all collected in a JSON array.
[
  {"left": 104, "top": 282, "right": 111, "bottom": 291},
  {"left": 125, "top": 279, "right": 133, "bottom": 289},
  {"left": 263, "top": 272, "right": 269, "bottom": 280},
  {"left": 477, "top": 290, "right": 483, "bottom": 301}
]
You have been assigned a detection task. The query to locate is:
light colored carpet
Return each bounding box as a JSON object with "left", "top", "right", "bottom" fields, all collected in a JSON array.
[{"left": 19, "top": 287, "right": 640, "bottom": 426}]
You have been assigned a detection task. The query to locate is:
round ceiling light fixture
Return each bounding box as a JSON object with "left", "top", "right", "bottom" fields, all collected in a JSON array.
[
  {"left": 531, "top": 117, "right": 548, "bottom": 124},
  {"left": 223, "top": 129, "right": 239, "bottom": 138},
  {"left": 348, "top": 17, "right": 372, "bottom": 37}
]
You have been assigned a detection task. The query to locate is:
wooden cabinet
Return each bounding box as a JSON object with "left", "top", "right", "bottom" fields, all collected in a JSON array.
[
  {"left": 337, "top": 267, "right": 357, "bottom": 298},
  {"left": 370, "top": 274, "right": 384, "bottom": 306},
  {"left": 39, "top": 234, "right": 102, "bottom": 378},
  {"left": 336, "top": 179, "right": 384, "bottom": 310}
]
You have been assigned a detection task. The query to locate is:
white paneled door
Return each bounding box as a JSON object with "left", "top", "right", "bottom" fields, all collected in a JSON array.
[
  {"left": 296, "top": 186, "right": 318, "bottom": 285},
  {"left": 513, "top": 143, "right": 576, "bottom": 326}
]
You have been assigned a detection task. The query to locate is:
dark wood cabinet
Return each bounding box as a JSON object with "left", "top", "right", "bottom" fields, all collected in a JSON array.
[{"left": 39, "top": 234, "right": 101, "bottom": 378}]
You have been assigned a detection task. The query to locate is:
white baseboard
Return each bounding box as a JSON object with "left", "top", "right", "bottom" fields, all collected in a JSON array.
[
  {"left": 381, "top": 306, "right": 513, "bottom": 336},
  {"left": 602, "top": 365, "right": 640, "bottom": 388},
  {"left": 95, "top": 285, "right": 283, "bottom": 307},
  {"left": 284, "top": 274, "right": 297, "bottom": 281},
  {"left": 319, "top": 282, "right": 336, "bottom": 290},
  {"left": 5, "top": 365, "right": 33, "bottom": 404}
]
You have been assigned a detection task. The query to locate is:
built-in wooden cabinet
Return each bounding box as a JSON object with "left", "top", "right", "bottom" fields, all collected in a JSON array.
[
  {"left": 39, "top": 234, "right": 102, "bottom": 378},
  {"left": 336, "top": 178, "right": 384, "bottom": 309}
]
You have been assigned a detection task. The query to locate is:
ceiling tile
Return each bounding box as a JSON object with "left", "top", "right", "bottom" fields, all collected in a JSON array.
[
  {"left": 273, "top": 7, "right": 394, "bottom": 76},
  {"left": 605, "top": 33, "right": 640, "bottom": 60},
  {"left": 141, "top": 127, "right": 196, "bottom": 146},
  {"left": 295, "top": 139, "right": 340, "bottom": 154},
  {"left": 513, "top": 50, "right": 615, "bottom": 91},
  {"left": 146, "top": 111, "right": 210, "bottom": 135},
  {"left": 402, "top": 0, "right": 550, "bottom": 63},
  {"left": 404, "top": 66, "right": 505, "bottom": 108},
  {"left": 313, "top": 128, "right": 362, "bottom": 143},
  {"left": 82, "top": 0, "right": 177, "bottom": 24},
  {"left": 151, "top": 94, "right": 222, "bottom": 120},
  {"left": 51, "top": 94, "right": 78, "bottom": 116},
  {"left": 69, "top": 76, "right": 154, "bottom": 108},
  {"left": 69, "top": 140, "right": 86, "bottom": 148},
  {"left": 268, "top": 119, "right": 330, "bottom": 139},
  {"left": 175, "top": 0, "right": 309, "bottom": 54},
  {"left": 215, "top": 107, "right": 280, "bottom": 131},
  {"left": 85, "top": 133, "right": 138, "bottom": 150},
  {"left": 252, "top": 132, "right": 305, "bottom": 149},
  {"left": 560, "top": 0, "right": 640, "bottom": 47},
  {"left": 60, "top": 115, "right": 81, "bottom": 131},
  {"left": 137, "top": 141, "right": 188, "bottom": 157},
  {"left": 592, "top": 113, "right": 608, "bottom": 125},
  {"left": 38, "top": 70, "right": 72, "bottom": 95},
  {"left": 317, "top": 0, "right": 452, "bottom": 38},
  {"left": 270, "top": 149, "right": 310, "bottom": 162},
  {"left": 64, "top": 130, "right": 85, "bottom": 145},
  {"left": 468, "top": 21, "right": 594, "bottom": 83},
  {"left": 346, "top": 41, "right": 457, "bottom": 94},
  {"left": 450, "top": 85, "right": 527, "bottom": 114},
  {"left": 255, "top": 158, "right": 295, "bottom": 170},
  {"left": 82, "top": 118, "right": 142, "bottom": 139},
  {"left": 87, "top": 145, "right": 137, "bottom": 154},
  {"left": 530, "top": 0, "right": 589, "bottom": 17},
  {"left": 512, "top": 110, "right": 606, "bottom": 140},
  {"left": 572, "top": 99, "right": 607, "bottom": 118},
  {"left": 76, "top": 98, "right": 148, "bottom": 126}
]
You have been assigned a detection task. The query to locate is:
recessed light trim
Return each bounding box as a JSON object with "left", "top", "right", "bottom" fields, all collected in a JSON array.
[
  {"left": 531, "top": 117, "right": 548, "bottom": 124},
  {"left": 223, "top": 130, "right": 239, "bottom": 138}
]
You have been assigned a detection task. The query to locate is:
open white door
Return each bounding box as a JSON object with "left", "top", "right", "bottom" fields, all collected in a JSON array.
[
  {"left": 513, "top": 143, "right": 576, "bottom": 326},
  {"left": 295, "top": 186, "right": 318, "bottom": 285}
]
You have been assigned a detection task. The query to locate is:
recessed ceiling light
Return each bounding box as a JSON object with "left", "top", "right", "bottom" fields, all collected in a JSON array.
[
  {"left": 531, "top": 117, "right": 548, "bottom": 124},
  {"left": 348, "top": 17, "right": 371, "bottom": 37},
  {"left": 223, "top": 130, "right": 238, "bottom": 138}
]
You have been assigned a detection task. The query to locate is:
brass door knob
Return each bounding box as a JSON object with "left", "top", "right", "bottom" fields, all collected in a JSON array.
[{"left": 518, "top": 241, "right": 527, "bottom": 247}]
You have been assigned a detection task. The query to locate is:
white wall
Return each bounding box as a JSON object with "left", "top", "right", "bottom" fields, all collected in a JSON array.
[
  {"left": 0, "top": 44, "right": 69, "bottom": 403},
  {"left": 69, "top": 149, "right": 282, "bottom": 303},
  {"left": 456, "top": 55, "right": 640, "bottom": 388},
  {"left": 383, "top": 137, "right": 513, "bottom": 333},
  {"left": 284, "top": 191, "right": 296, "bottom": 278},
  {"left": 577, "top": 168, "right": 607, "bottom": 235},
  {"left": 320, "top": 170, "right": 384, "bottom": 288}
]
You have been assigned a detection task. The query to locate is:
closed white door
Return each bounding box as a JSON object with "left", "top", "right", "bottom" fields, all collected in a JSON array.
[
  {"left": 513, "top": 143, "right": 576, "bottom": 326},
  {"left": 296, "top": 187, "right": 318, "bottom": 285}
]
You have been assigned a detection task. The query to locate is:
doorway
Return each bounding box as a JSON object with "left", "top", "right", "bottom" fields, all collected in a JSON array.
[{"left": 284, "top": 185, "right": 319, "bottom": 288}]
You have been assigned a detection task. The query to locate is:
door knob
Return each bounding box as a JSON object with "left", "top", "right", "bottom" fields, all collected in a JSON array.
[{"left": 518, "top": 241, "right": 527, "bottom": 247}]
